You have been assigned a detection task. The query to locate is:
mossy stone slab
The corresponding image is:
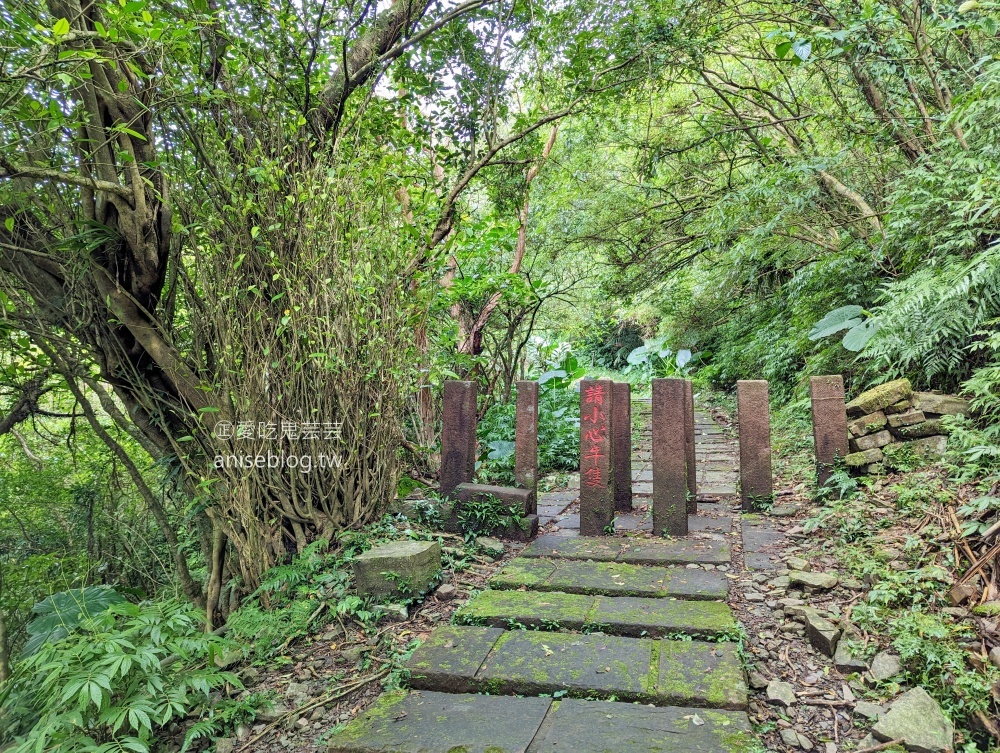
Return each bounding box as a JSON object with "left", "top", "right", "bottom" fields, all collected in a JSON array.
[
  {"left": 520, "top": 536, "right": 623, "bottom": 561},
  {"left": 477, "top": 631, "right": 652, "bottom": 699},
  {"left": 405, "top": 626, "right": 504, "bottom": 693},
  {"left": 523, "top": 698, "right": 755, "bottom": 753},
  {"left": 657, "top": 640, "right": 747, "bottom": 710},
  {"left": 491, "top": 558, "right": 728, "bottom": 600},
  {"left": 520, "top": 535, "right": 729, "bottom": 566},
  {"left": 328, "top": 690, "right": 549, "bottom": 753},
  {"left": 489, "top": 558, "right": 558, "bottom": 590},
  {"left": 454, "top": 590, "right": 595, "bottom": 630},
  {"left": 589, "top": 596, "right": 736, "bottom": 638},
  {"left": 618, "top": 539, "right": 729, "bottom": 566}
]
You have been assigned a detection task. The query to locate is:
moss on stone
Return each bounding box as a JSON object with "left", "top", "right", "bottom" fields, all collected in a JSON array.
[{"left": 327, "top": 689, "right": 408, "bottom": 745}]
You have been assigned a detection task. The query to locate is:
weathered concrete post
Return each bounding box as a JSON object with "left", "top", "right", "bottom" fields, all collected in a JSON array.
[
  {"left": 652, "top": 378, "right": 688, "bottom": 537},
  {"left": 684, "top": 379, "right": 697, "bottom": 512},
  {"left": 579, "top": 378, "right": 615, "bottom": 536},
  {"left": 514, "top": 380, "right": 539, "bottom": 514},
  {"left": 612, "top": 382, "right": 632, "bottom": 512},
  {"left": 440, "top": 380, "right": 477, "bottom": 498},
  {"left": 737, "top": 380, "right": 773, "bottom": 511},
  {"left": 810, "top": 375, "right": 850, "bottom": 487}
]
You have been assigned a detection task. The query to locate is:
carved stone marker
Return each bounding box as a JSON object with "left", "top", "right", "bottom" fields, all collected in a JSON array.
[
  {"left": 441, "top": 380, "right": 477, "bottom": 498},
  {"left": 684, "top": 380, "right": 697, "bottom": 512},
  {"left": 612, "top": 382, "right": 632, "bottom": 512},
  {"left": 810, "top": 376, "right": 849, "bottom": 487},
  {"left": 515, "top": 380, "right": 539, "bottom": 514},
  {"left": 737, "top": 380, "right": 773, "bottom": 511},
  {"left": 652, "top": 378, "right": 688, "bottom": 537},
  {"left": 579, "top": 379, "right": 615, "bottom": 536}
]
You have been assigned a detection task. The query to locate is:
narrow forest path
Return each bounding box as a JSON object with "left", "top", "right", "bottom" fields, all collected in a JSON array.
[{"left": 327, "top": 397, "right": 759, "bottom": 752}]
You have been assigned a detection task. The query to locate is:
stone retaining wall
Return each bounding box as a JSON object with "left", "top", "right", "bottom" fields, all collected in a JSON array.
[{"left": 844, "top": 378, "right": 969, "bottom": 474}]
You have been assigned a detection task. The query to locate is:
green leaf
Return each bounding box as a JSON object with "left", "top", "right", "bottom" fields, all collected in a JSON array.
[
  {"left": 808, "top": 305, "right": 864, "bottom": 340},
  {"left": 4, "top": 217, "right": 13, "bottom": 232},
  {"left": 775, "top": 41, "right": 792, "bottom": 59},
  {"left": 842, "top": 320, "right": 881, "bottom": 351},
  {"left": 53, "top": 17, "right": 70, "bottom": 36}
]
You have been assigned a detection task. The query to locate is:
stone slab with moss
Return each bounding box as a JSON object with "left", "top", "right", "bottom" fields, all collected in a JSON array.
[
  {"left": 454, "top": 589, "right": 736, "bottom": 638},
  {"left": 476, "top": 630, "right": 653, "bottom": 699},
  {"left": 489, "top": 558, "right": 728, "bottom": 600},
  {"left": 656, "top": 640, "right": 747, "bottom": 710},
  {"left": 589, "top": 595, "right": 737, "bottom": 638},
  {"left": 846, "top": 379, "right": 912, "bottom": 417},
  {"left": 328, "top": 691, "right": 754, "bottom": 753},
  {"left": 327, "top": 690, "right": 550, "bottom": 753},
  {"left": 525, "top": 698, "right": 754, "bottom": 753},
  {"left": 405, "top": 625, "right": 504, "bottom": 693},
  {"left": 521, "top": 535, "right": 730, "bottom": 565}
]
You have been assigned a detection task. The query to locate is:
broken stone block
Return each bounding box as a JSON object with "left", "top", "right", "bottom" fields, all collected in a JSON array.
[
  {"left": 845, "top": 448, "right": 884, "bottom": 467},
  {"left": 850, "top": 430, "right": 893, "bottom": 452},
  {"left": 872, "top": 687, "right": 954, "bottom": 753},
  {"left": 884, "top": 399, "right": 912, "bottom": 415},
  {"left": 801, "top": 608, "right": 840, "bottom": 656},
  {"left": 748, "top": 671, "right": 768, "bottom": 689},
  {"left": 766, "top": 679, "right": 797, "bottom": 707},
  {"left": 846, "top": 379, "right": 912, "bottom": 417},
  {"left": 475, "top": 536, "right": 505, "bottom": 558},
  {"left": 949, "top": 583, "right": 977, "bottom": 606},
  {"left": 834, "top": 641, "right": 868, "bottom": 673},
  {"left": 911, "top": 392, "right": 971, "bottom": 417},
  {"left": 906, "top": 435, "right": 948, "bottom": 460},
  {"left": 887, "top": 410, "right": 925, "bottom": 428},
  {"left": 869, "top": 651, "right": 902, "bottom": 682},
  {"left": 789, "top": 570, "right": 838, "bottom": 590},
  {"left": 353, "top": 540, "right": 442, "bottom": 600},
  {"left": 847, "top": 410, "right": 887, "bottom": 437},
  {"left": 853, "top": 700, "right": 885, "bottom": 720},
  {"left": 373, "top": 603, "right": 409, "bottom": 621},
  {"left": 893, "top": 419, "right": 949, "bottom": 440}
]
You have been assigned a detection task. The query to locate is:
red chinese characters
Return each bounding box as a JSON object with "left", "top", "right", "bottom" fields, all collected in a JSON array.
[{"left": 581, "top": 383, "right": 607, "bottom": 488}]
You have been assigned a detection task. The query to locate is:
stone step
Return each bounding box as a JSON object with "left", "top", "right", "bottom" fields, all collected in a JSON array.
[
  {"left": 453, "top": 589, "right": 737, "bottom": 638},
  {"left": 489, "top": 557, "right": 728, "bottom": 600},
  {"left": 521, "top": 534, "right": 729, "bottom": 565},
  {"left": 328, "top": 690, "right": 755, "bottom": 753},
  {"left": 405, "top": 625, "right": 747, "bottom": 709}
]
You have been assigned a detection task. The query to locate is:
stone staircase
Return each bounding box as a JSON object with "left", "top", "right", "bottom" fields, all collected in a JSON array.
[{"left": 328, "top": 401, "right": 757, "bottom": 752}]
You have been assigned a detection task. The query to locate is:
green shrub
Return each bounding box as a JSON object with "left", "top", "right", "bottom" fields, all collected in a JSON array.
[
  {"left": 477, "top": 352, "right": 582, "bottom": 484},
  {"left": 0, "top": 599, "right": 242, "bottom": 753}
]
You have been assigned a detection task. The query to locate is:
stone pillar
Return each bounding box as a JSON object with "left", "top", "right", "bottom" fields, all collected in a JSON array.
[
  {"left": 684, "top": 379, "right": 697, "bottom": 512},
  {"left": 612, "top": 382, "right": 632, "bottom": 512},
  {"left": 579, "top": 378, "right": 615, "bottom": 536},
  {"left": 440, "top": 381, "right": 477, "bottom": 498},
  {"left": 652, "top": 378, "right": 687, "bottom": 537},
  {"left": 810, "top": 375, "right": 850, "bottom": 487},
  {"left": 514, "top": 380, "right": 539, "bottom": 514},
  {"left": 737, "top": 380, "right": 773, "bottom": 511}
]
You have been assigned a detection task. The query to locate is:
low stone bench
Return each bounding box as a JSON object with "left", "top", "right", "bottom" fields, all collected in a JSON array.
[{"left": 353, "top": 540, "right": 441, "bottom": 601}]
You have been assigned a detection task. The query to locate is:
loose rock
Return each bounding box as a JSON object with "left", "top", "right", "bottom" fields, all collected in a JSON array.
[
  {"left": 766, "top": 679, "right": 797, "bottom": 707},
  {"left": 871, "top": 687, "right": 954, "bottom": 753},
  {"left": 789, "top": 570, "right": 839, "bottom": 590},
  {"left": 869, "top": 651, "right": 902, "bottom": 682}
]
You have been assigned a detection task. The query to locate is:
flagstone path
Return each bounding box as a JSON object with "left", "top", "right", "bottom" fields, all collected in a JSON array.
[{"left": 328, "top": 397, "right": 758, "bottom": 752}]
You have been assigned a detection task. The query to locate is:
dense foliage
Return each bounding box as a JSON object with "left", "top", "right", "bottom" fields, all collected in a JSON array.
[{"left": 5, "top": 0, "right": 1000, "bottom": 746}]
